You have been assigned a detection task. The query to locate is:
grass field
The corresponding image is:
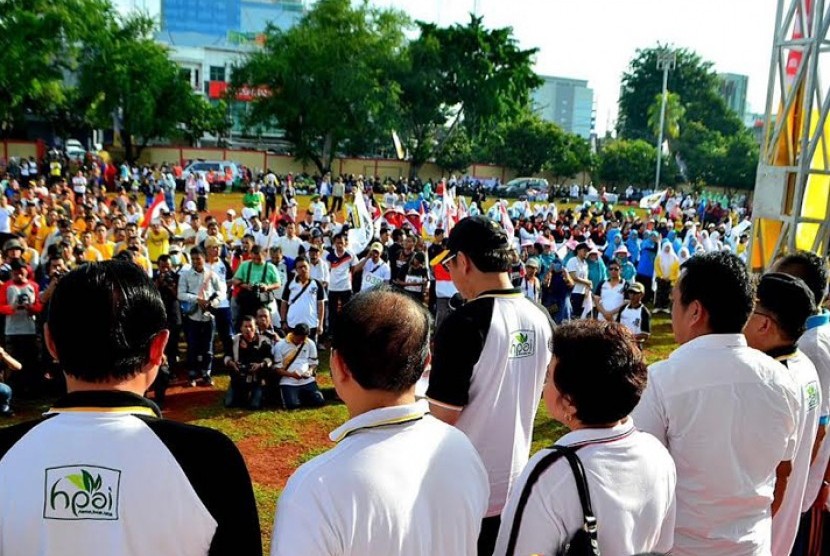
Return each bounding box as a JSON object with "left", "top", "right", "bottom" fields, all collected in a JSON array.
[{"left": 0, "top": 192, "right": 676, "bottom": 553}]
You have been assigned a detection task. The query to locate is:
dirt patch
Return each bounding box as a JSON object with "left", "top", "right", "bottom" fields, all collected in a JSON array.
[
  {"left": 237, "top": 426, "right": 333, "bottom": 490},
  {"left": 156, "top": 385, "right": 223, "bottom": 422}
]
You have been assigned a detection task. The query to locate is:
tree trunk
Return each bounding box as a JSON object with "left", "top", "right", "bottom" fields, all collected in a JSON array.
[
  {"left": 320, "top": 131, "right": 334, "bottom": 175},
  {"left": 123, "top": 131, "right": 134, "bottom": 164}
]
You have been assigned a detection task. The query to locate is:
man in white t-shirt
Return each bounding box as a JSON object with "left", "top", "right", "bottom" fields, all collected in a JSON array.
[
  {"left": 428, "top": 216, "right": 553, "bottom": 554},
  {"left": 632, "top": 252, "right": 801, "bottom": 556},
  {"left": 271, "top": 287, "right": 488, "bottom": 556},
  {"left": 272, "top": 323, "right": 324, "bottom": 409},
  {"left": 307, "top": 245, "right": 330, "bottom": 290},
  {"left": 355, "top": 242, "right": 391, "bottom": 291},
  {"left": 280, "top": 256, "right": 326, "bottom": 343},
  {"left": 744, "top": 273, "right": 821, "bottom": 556},
  {"left": 274, "top": 222, "right": 302, "bottom": 261},
  {"left": 566, "top": 242, "right": 591, "bottom": 318},
  {"left": 325, "top": 233, "right": 357, "bottom": 337},
  {"left": 771, "top": 252, "right": 830, "bottom": 551}
]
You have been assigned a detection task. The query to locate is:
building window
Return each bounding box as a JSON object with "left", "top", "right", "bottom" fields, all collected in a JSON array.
[{"left": 210, "top": 65, "right": 226, "bottom": 82}]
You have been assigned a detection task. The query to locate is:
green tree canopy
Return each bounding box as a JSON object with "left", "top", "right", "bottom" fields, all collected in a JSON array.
[
  {"left": 549, "top": 134, "right": 594, "bottom": 182},
  {"left": 490, "top": 114, "right": 567, "bottom": 176},
  {"left": 596, "top": 139, "right": 662, "bottom": 187},
  {"left": 232, "top": 0, "right": 409, "bottom": 174},
  {"left": 435, "top": 128, "right": 474, "bottom": 175}
]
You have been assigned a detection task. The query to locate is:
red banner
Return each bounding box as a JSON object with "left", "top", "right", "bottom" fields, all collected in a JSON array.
[{"left": 208, "top": 81, "right": 272, "bottom": 102}]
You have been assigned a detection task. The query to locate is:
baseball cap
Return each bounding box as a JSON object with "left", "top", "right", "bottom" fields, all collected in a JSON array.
[
  {"left": 3, "top": 239, "right": 23, "bottom": 252},
  {"left": 628, "top": 282, "right": 645, "bottom": 294},
  {"left": 184, "top": 200, "right": 197, "bottom": 212},
  {"left": 431, "top": 216, "right": 509, "bottom": 266},
  {"left": 526, "top": 257, "right": 540, "bottom": 269},
  {"left": 226, "top": 209, "right": 236, "bottom": 216},
  {"left": 369, "top": 242, "right": 384, "bottom": 253},
  {"left": 204, "top": 237, "right": 222, "bottom": 248}
]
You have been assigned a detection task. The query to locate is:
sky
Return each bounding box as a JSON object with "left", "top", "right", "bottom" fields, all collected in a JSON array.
[{"left": 119, "top": 0, "right": 779, "bottom": 135}]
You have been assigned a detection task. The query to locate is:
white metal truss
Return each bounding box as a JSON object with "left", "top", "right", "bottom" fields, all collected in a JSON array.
[{"left": 751, "top": 0, "right": 830, "bottom": 269}]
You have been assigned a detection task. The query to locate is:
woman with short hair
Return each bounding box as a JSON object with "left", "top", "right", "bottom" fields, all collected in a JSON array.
[{"left": 494, "top": 320, "right": 676, "bottom": 556}]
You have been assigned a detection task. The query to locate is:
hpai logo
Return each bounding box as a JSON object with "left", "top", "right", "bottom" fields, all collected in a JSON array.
[
  {"left": 44, "top": 465, "right": 121, "bottom": 520},
  {"left": 509, "top": 329, "right": 536, "bottom": 358}
]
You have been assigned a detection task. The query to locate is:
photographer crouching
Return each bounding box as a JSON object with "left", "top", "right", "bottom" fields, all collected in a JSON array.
[{"left": 224, "top": 315, "right": 274, "bottom": 410}]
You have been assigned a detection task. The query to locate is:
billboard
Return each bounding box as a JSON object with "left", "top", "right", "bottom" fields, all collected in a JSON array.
[{"left": 161, "top": 0, "right": 242, "bottom": 37}]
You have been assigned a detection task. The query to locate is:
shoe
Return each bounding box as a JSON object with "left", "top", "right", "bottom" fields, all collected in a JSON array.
[
  {"left": 188, "top": 379, "right": 197, "bottom": 388},
  {"left": 201, "top": 377, "right": 213, "bottom": 387}
]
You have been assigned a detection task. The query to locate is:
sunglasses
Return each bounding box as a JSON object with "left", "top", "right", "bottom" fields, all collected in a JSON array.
[{"left": 441, "top": 252, "right": 458, "bottom": 271}]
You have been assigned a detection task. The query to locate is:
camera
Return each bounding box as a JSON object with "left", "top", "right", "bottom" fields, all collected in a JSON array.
[{"left": 251, "top": 284, "right": 264, "bottom": 295}]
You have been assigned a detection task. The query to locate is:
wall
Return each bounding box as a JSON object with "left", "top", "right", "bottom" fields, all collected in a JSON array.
[{"left": 1, "top": 141, "right": 39, "bottom": 162}]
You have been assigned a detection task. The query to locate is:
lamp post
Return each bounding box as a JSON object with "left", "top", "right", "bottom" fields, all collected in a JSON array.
[{"left": 655, "top": 50, "right": 677, "bottom": 190}]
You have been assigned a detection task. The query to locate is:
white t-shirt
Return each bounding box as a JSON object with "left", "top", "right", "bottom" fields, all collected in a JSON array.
[
  {"left": 281, "top": 278, "right": 326, "bottom": 329},
  {"left": 771, "top": 349, "right": 821, "bottom": 556},
  {"left": 361, "top": 259, "right": 391, "bottom": 291},
  {"left": 274, "top": 235, "right": 302, "bottom": 260},
  {"left": 308, "top": 259, "right": 330, "bottom": 286},
  {"left": 272, "top": 338, "right": 318, "bottom": 387},
  {"left": 271, "top": 402, "right": 489, "bottom": 556},
  {"left": 597, "top": 280, "right": 626, "bottom": 320},
  {"left": 0, "top": 206, "right": 13, "bottom": 233},
  {"left": 566, "top": 257, "right": 589, "bottom": 295},
  {"left": 797, "top": 320, "right": 830, "bottom": 511},
  {"left": 72, "top": 176, "right": 87, "bottom": 194},
  {"left": 327, "top": 251, "right": 356, "bottom": 293},
  {"left": 632, "top": 334, "right": 801, "bottom": 556},
  {"left": 494, "top": 420, "right": 677, "bottom": 556}
]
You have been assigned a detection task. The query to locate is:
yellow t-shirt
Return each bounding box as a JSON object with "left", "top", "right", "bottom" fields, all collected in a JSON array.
[
  {"left": 146, "top": 228, "right": 170, "bottom": 263},
  {"left": 134, "top": 254, "right": 152, "bottom": 275},
  {"left": 33, "top": 223, "right": 55, "bottom": 252},
  {"left": 72, "top": 218, "right": 88, "bottom": 235},
  {"left": 12, "top": 214, "right": 33, "bottom": 235},
  {"left": 92, "top": 240, "right": 115, "bottom": 260},
  {"left": 83, "top": 246, "right": 103, "bottom": 262}
]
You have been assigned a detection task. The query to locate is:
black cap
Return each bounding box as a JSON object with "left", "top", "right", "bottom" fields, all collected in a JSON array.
[
  {"left": 757, "top": 272, "right": 816, "bottom": 339},
  {"left": 432, "top": 216, "right": 509, "bottom": 265},
  {"left": 9, "top": 259, "right": 25, "bottom": 271}
]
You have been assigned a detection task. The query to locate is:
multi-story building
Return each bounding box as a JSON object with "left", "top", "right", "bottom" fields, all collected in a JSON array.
[
  {"left": 157, "top": 0, "right": 306, "bottom": 140},
  {"left": 531, "top": 75, "right": 595, "bottom": 139},
  {"left": 719, "top": 72, "right": 749, "bottom": 121}
]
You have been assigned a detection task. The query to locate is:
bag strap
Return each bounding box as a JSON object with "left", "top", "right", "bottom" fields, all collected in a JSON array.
[
  {"left": 282, "top": 341, "right": 305, "bottom": 372},
  {"left": 504, "top": 445, "right": 597, "bottom": 556},
  {"left": 289, "top": 279, "right": 313, "bottom": 305}
]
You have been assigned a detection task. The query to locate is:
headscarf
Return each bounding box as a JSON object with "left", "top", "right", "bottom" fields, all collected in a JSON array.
[
  {"left": 657, "top": 241, "right": 680, "bottom": 278},
  {"left": 626, "top": 230, "right": 640, "bottom": 263}
]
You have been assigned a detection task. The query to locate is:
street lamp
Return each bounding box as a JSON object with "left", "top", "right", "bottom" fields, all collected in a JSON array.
[{"left": 655, "top": 49, "right": 677, "bottom": 190}]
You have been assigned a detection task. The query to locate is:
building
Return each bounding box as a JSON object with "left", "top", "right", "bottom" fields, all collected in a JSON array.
[
  {"left": 719, "top": 73, "right": 749, "bottom": 121},
  {"left": 157, "top": 0, "right": 306, "bottom": 140},
  {"left": 531, "top": 75, "right": 596, "bottom": 139}
]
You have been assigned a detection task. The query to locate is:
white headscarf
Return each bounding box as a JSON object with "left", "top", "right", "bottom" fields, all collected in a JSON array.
[{"left": 657, "top": 241, "right": 680, "bottom": 277}]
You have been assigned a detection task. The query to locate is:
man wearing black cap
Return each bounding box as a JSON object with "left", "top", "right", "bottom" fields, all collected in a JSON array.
[
  {"left": 744, "top": 273, "right": 821, "bottom": 556},
  {"left": 428, "top": 215, "right": 553, "bottom": 555}
]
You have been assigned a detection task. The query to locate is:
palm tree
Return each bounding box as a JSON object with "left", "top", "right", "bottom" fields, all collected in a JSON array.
[{"left": 647, "top": 91, "right": 685, "bottom": 151}]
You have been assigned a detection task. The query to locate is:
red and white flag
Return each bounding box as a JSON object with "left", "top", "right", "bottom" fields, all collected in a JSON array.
[{"left": 141, "top": 194, "right": 168, "bottom": 229}]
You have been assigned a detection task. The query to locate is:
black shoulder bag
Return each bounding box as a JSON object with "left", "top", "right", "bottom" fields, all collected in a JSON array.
[{"left": 505, "top": 445, "right": 600, "bottom": 556}]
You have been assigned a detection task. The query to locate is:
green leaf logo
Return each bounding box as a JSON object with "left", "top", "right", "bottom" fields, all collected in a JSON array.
[
  {"left": 66, "top": 474, "right": 85, "bottom": 491},
  {"left": 516, "top": 332, "right": 528, "bottom": 344}
]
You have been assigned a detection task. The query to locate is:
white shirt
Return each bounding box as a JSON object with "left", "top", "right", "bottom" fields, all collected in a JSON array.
[
  {"left": 494, "top": 420, "right": 677, "bottom": 556},
  {"left": 327, "top": 251, "right": 356, "bottom": 292},
  {"left": 272, "top": 338, "right": 318, "bottom": 387},
  {"left": 797, "top": 320, "right": 830, "bottom": 511},
  {"left": 566, "top": 257, "right": 589, "bottom": 295},
  {"left": 631, "top": 334, "right": 801, "bottom": 556},
  {"left": 72, "top": 176, "right": 86, "bottom": 194},
  {"left": 274, "top": 235, "right": 302, "bottom": 259},
  {"left": 771, "top": 349, "right": 821, "bottom": 556},
  {"left": 270, "top": 401, "right": 489, "bottom": 556},
  {"left": 360, "top": 258, "right": 391, "bottom": 291},
  {"left": 0, "top": 206, "right": 13, "bottom": 233},
  {"left": 282, "top": 278, "right": 325, "bottom": 329},
  {"left": 597, "top": 280, "right": 626, "bottom": 320},
  {"left": 308, "top": 258, "right": 330, "bottom": 286},
  {"left": 205, "top": 260, "right": 231, "bottom": 309}
]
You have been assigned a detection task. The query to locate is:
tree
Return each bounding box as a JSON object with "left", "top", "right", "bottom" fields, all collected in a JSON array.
[
  {"left": 617, "top": 46, "right": 741, "bottom": 142},
  {"left": 181, "top": 97, "right": 231, "bottom": 147},
  {"left": 394, "top": 16, "right": 542, "bottom": 176},
  {"left": 596, "top": 139, "right": 662, "bottom": 187},
  {"left": 490, "top": 114, "right": 567, "bottom": 176},
  {"left": 76, "top": 14, "right": 197, "bottom": 161},
  {"left": 232, "top": 0, "right": 409, "bottom": 175},
  {"left": 647, "top": 91, "right": 685, "bottom": 148},
  {"left": 549, "top": 134, "right": 593, "bottom": 183},
  {"left": 435, "top": 128, "right": 473, "bottom": 175},
  {"left": 0, "top": 0, "right": 114, "bottom": 136}
]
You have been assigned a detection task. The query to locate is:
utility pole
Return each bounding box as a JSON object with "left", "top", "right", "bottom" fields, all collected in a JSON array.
[{"left": 654, "top": 49, "right": 676, "bottom": 190}]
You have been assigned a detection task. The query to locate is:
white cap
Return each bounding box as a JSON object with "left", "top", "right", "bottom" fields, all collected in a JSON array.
[
  {"left": 242, "top": 207, "right": 256, "bottom": 220},
  {"left": 226, "top": 209, "right": 236, "bottom": 216},
  {"left": 184, "top": 200, "right": 197, "bottom": 212}
]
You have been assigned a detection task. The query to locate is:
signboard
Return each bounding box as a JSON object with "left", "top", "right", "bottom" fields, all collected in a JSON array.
[
  {"left": 208, "top": 81, "right": 272, "bottom": 102},
  {"left": 161, "top": 0, "right": 241, "bottom": 37}
]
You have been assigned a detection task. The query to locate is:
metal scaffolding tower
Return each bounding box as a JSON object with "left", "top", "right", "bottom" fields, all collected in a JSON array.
[{"left": 750, "top": 0, "right": 830, "bottom": 270}]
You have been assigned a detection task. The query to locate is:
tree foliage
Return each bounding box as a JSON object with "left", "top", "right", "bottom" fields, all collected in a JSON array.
[
  {"left": 490, "top": 114, "right": 567, "bottom": 176},
  {"left": 0, "top": 0, "right": 114, "bottom": 135},
  {"left": 76, "top": 14, "right": 195, "bottom": 161},
  {"left": 617, "top": 45, "right": 757, "bottom": 188},
  {"left": 435, "top": 128, "right": 474, "bottom": 175},
  {"left": 596, "top": 139, "right": 663, "bottom": 187},
  {"left": 233, "top": 0, "right": 409, "bottom": 174},
  {"left": 550, "top": 134, "right": 594, "bottom": 182}
]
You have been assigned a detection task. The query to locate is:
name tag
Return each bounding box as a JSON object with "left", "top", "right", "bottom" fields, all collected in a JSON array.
[{"left": 365, "top": 273, "right": 384, "bottom": 287}]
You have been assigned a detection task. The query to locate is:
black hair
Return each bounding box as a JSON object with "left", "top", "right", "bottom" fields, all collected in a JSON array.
[
  {"left": 240, "top": 315, "right": 256, "bottom": 325},
  {"left": 190, "top": 246, "right": 204, "bottom": 257},
  {"left": 552, "top": 320, "right": 647, "bottom": 425},
  {"left": 332, "top": 286, "right": 431, "bottom": 393},
  {"left": 678, "top": 251, "right": 753, "bottom": 334},
  {"left": 466, "top": 247, "right": 511, "bottom": 273},
  {"left": 157, "top": 254, "right": 171, "bottom": 265},
  {"left": 250, "top": 245, "right": 262, "bottom": 255},
  {"left": 757, "top": 273, "right": 816, "bottom": 342},
  {"left": 48, "top": 261, "right": 167, "bottom": 383},
  {"left": 294, "top": 255, "right": 308, "bottom": 266},
  {"left": 773, "top": 251, "right": 829, "bottom": 306}
]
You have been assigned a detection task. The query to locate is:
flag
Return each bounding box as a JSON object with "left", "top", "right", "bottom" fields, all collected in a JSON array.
[
  {"left": 141, "top": 194, "right": 168, "bottom": 229},
  {"left": 405, "top": 210, "right": 422, "bottom": 234},
  {"left": 639, "top": 190, "right": 667, "bottom": 210},
  {"left": 499, "top": 201, "right": 514, "bottom": 243},
  {"left": 347, "top": 190, "right": 374, "bottom": 255},
  {"left": 383, "top": 208, "right": 405, "bottom": 230},
  {"left": 442, "top": 186, "right": 458, "bottom": 233}
]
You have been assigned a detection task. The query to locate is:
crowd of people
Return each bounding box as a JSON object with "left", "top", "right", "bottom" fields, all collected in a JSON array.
[{"left": 0, "top": 156, "right": 828, "bottom": 556}]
